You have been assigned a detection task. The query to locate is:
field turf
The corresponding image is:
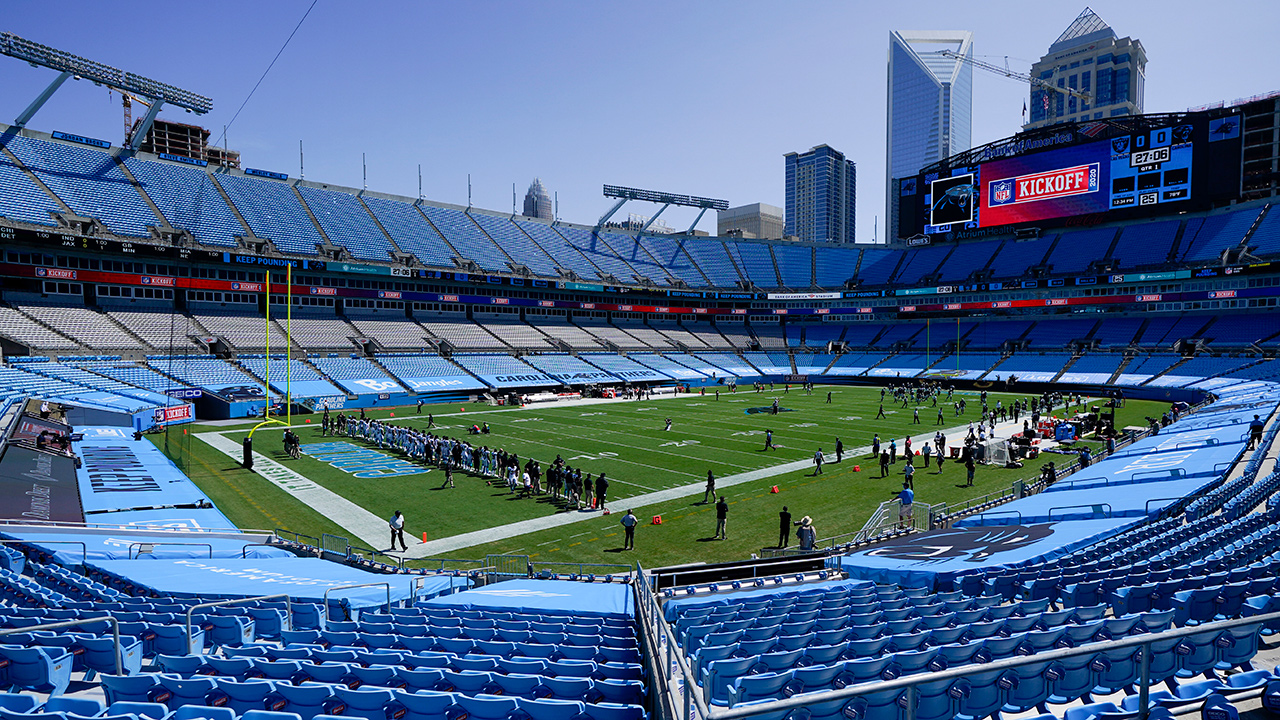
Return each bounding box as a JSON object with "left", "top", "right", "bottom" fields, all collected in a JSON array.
[{"left": 154, "top": 386, "right": 1167, "bottom": 570}]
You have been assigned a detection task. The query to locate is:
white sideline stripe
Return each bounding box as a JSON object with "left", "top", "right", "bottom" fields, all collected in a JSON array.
[{"left": 195, "top": 432, "right": 390, "bottom": 549}]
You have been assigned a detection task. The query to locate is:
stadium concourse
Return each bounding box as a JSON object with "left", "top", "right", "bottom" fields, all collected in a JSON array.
[{"left": 7, "top": 112, "right": 1280, "bottom": 720}]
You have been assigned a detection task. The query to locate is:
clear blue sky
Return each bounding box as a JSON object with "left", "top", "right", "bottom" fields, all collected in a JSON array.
[{"left": 4, "top": 1, "right": 1275, "bottom": 242}]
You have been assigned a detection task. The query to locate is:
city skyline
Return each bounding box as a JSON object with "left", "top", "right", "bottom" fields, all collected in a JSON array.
[{"left": 1, "top": 1, "right": 1275, "bottom": 244}]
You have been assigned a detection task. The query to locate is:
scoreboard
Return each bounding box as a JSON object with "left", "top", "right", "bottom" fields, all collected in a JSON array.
[{"left": 903, "top": 111, "right": 1243, "bottom": 238}]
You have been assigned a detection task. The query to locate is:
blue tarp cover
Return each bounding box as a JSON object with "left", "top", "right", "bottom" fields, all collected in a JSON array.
[
  {"left": 425, "top": 579, "right": 634, "bottom": 619},
  {"left": 1111, "top": 424, "right": 1246, "bottom": 458},
  {"left": 73, "top": 429, "right": 209, "bottom": 513},
  {"left": 663, "top": 579, "right": 873, "bottom": 621},
  {"left": 1045, "top": 435, "right": 1244, "bottom": 494},
  {"left": 91, "top": 557, "right": 466, "bottom": 608},
  {"left": 0, "top": 529, "right": 293, "bottom": 564},
  {"left": 957, "top": 472, "right": 1224, "bottom": 526},
  {"left": 837, "top": 518, "right": 1137, "bottom": 589}
]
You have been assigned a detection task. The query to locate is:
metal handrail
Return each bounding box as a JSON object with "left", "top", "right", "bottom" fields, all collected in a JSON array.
[
  {"left": 241, "top": 543, "right": 282, "bottom": 558},
  {"left": 0, "top": 616, "right": 122, "bottom": 675},
  {"left": 703, "top": 610, "right": 1280, "bottom": 720},
  {"left": 184, "top": 594, "right": 293, "bottom": 651},
  {"left": 127, "top": 542, "right": 213, "bottom": 560},
  {"left": 322, "top": 582, "right": 391, "bottom": 627},
  {"left": 0, "top": 539, "right": 88, "bottom": 569},
  {"left": 0, "top": 518, "right": 274, "bottom": 535}
]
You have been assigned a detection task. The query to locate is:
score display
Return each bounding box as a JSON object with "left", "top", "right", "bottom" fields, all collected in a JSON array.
[{"left": 1107, "top": 125, "right": 1193, "bottom": 210}]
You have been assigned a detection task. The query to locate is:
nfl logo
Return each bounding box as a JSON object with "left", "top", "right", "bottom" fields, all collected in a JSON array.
[{"left": 993, "top": 181, "right": 1013, "bottom": 203}]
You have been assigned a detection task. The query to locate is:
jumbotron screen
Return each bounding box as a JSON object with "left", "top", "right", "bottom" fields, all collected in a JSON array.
[{"left": 906, "top": 113, "right": 1242, "bottom": 237}]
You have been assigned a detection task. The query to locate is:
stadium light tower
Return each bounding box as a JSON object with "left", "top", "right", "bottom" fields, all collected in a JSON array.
[
  {"left": 600, "top": 184, "right": 729, "bottom": 235},
  {"left": 0, "top": 32, "right": 213, "bottom": 149}
]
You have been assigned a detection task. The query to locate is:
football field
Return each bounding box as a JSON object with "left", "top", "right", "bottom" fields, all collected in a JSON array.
[{"left": 159, "top": 385, "right": 1166, "bottom": 570}]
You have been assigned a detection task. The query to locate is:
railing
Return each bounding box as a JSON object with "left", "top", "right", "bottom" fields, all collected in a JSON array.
[
  {"left": 415, "top": 557, "right": 490, "bottom": 572},
  {"left": 530, "top": 560, "right": 631, "bottom": 578},
  {"left": 127, "top": 542, "right": 212, "bottom": 559},
  {"left": 322, "top": 582, "right": 391, "bottom": 627},
  {"left": 0, "top": 616, "right": 122, "bottom": 675},
  {"left": 184, "top": 594, "right": 293, "bottom": 651},
  {"left": 637, "top": 560, "right": 1280, "bottom": 720}
]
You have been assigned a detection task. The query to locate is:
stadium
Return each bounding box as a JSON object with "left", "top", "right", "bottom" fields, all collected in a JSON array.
[{"left": 3, "top": 7, "right": 1280, "bottom": 720}]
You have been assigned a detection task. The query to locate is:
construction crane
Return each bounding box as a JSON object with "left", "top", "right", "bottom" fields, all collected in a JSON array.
[
  {"left": 119, "top": 91, "right": 153, "bottom": 146},
  {"left": 939, "top": 48, "right": 1091, "bottom": 121}
]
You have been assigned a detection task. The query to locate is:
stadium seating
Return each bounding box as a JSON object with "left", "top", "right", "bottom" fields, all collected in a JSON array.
[
  {"left": 18, "top": 306, "right": 147, "bottom": 352},
  {"left": 635, "top": 234, "right": 707, "bottom": 287},
  {"left": 1044, "top": 227, "right": 1116, "bottom": 274},
  {"left": 296, "top": 185, "right": 398, "bottom": 262},
  {"left": 192, "top": 313, "right": 292, "bottom": 351},
  {"left": 935, "top": 239, "right": 1000, "bottom": 283},
  {"left": 419, "top": 206, "right": 512, "bottom": 273},
  {"left": 108, "top": 310, "right": 207, "bottom": 351},
  {"left": 450, "top": 354, "right": 550, "bottom": 388},
  {"left": 679, "top": 240, "right": 742, "bottom": 288},
  {"left": 0, "top": 305, "right": 81, "bottom": 352},
  {"left": 554, "top": 226, "right": 638, "bottom": 283},
  {"left": 468, "top": 213, "right": 561, "bottom": 277},
  {"left": 124, "top": 157, "right": 244, "bottom": 247},
  {"left": 532, "top": 320, "right": 607, "bottom": 351},
  {"left": 419, "top": 318, "right": 505, "bottom": 350},
  {"left": 375, "top": 354, "right": 479, "bottom": 388},
  {"left": 1111, "top": 219, "right": 1180, "bottom": 269},
  {"left": 215, "top": 173, "right": 324, "bottom": 256},
  {"left": 348, "top": 317, "right": 431, "bottom": 351},
  {"left": 478, "top": 320, "right": 554, "bottom": 350},
  {"left": 1181, "top": 207, "right": 1261, "bottom": 262},
  {"left": 771, "top": 244, "right": 812, "bottom": 288},
  {"left": 813, "top": 247, "right": 860, "bottom": 288},
  {"left": 511, "top": 220, "right": 602, "bottom": 280},
  {"left": 0, "top": 144, "right": 65, "bottom": 227},
  {"left": 728, "top": 242, "right": 781, "bottom": 288},
  {"left": 2, "top": 135, "right": 156, "bottom": 238},
  {"left": 361, "top": 195, "right": 458, "bottom": 268}
]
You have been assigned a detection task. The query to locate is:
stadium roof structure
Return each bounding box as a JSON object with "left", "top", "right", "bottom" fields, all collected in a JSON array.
[{"left": 598, "top": 184, "right": 728, "bottom": 235}]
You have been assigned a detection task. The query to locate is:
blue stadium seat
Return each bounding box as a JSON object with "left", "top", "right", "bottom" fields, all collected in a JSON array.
[
  {"left": 0, "top": 646, "right": 72, "bottom": 696},
  {"left": 216, "top": 679, "right": 281, "bottom": 715}
]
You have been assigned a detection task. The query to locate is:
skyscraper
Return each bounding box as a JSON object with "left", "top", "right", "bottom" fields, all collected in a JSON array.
[
  {"left": 1024, "top": 8, "right": 1146, "bottom": 130},
  {"left": 784, "top": 145, "right": 856, "bottom": 245},
  {"left": 522, "top": 178, "right": 552, "bottom": 220},
  {"left": 886, "top": 30, "right": 973, "bottom": 241}
]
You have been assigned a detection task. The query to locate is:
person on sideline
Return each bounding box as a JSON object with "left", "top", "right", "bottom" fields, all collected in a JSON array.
[
  {"left": 715, "top": 496, "right": 729, "bottom": 540},
  {"left": 620, "top": 510, "right": 637, "bottom": 550},
  {"left": 389, "top": 511, "right": 407, "bottom": 551}
]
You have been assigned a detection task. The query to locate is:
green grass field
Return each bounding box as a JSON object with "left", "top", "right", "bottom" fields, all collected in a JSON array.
[{"left": 153, "top": 386, "right": 1167, "bottom": 571}]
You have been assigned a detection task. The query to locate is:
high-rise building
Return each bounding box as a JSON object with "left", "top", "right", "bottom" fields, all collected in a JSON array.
[
  {"left": 522, "top": 178, "right": 552, "bottom": 220},
  {"left": 717, "top": 203, "right": 785, "bottom": 240},
  {"left": 784, "top": 145, "right": 856, "bottom": 244},
  {"left": 886, "top": 30, "right": 973, "bottom": 242},
  {"left": 1025, "top": 8, "right": 1146, "bottom": 130}
]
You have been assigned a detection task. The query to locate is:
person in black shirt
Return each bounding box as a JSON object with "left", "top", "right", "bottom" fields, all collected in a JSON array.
[
  {"left": 595, "top": 473, "right": 609, "bottom": 511},
  {"left": 778, "top": 506, "right": 792, "bottom": 548},
  {"left": 715, "top": 496, "right": 729, "bottom": 540}
]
